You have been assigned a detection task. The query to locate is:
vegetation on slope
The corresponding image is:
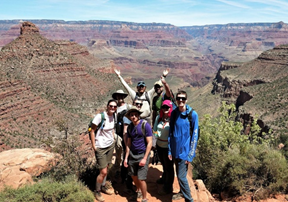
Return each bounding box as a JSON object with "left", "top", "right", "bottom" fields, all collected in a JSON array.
[{"left": 193, "top": 102, "right": 288, "bottom": 200}]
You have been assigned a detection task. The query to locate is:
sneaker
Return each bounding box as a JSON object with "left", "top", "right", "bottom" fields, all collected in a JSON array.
[
  {"left": 172, "top": 192, "right": 184, "bottom": 200},
  {"left": 95, "top": 190, "right": 105, "bottom": 202},
  {"left": 137, "top": 191, "right": 143, "bottom": 199},
  {"left": 101, "top": 185, "right": 114, "bottom": 195}
]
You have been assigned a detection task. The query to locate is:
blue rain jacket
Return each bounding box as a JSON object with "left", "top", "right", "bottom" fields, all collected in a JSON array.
[{"left": 168, "top": 104, "right": 199, "bottom": 162}]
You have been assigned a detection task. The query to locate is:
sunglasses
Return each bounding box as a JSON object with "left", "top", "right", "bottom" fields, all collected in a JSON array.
[
  {"left": 130, "top": 113, "right": 138, "bottom": 117},
  {"left": 176, "top": 97, "right": 187, "bottom": 101},
  {"left": 109, "top": 105, "right": 117, "bottom": 109},
  {"left": 161, "top": 105, "right": 170, "bottom": 109},
  {"left": 134, "top": 102, "right": 143, "bottom": 106},
  {"left": 137, "top": 85, "right": 145, "bottom": 88},
  {"left": 154, "top": 85, "right": 162, "bottom": 89}
]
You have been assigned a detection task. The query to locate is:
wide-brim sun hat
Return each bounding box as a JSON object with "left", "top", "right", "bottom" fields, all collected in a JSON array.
[
  {"left": 112, "top": 89, "right": 128, "bottom": 100},
  {"left": 125, "top": 106, "right": 143, "bottom": 119}
]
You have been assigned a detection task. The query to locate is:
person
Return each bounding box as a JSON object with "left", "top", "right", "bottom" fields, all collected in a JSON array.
[
  {"left": 110, "top": 90, "right": 128, "bottom": 180},
  {"left": 123, "top": 106, "right": 153, "bottom": 202},
  {"left": 90, "top": 99, "right": 118, "bottom": 202},
  {"left": 151, "top": 69, "right": 172, "bottom": 127},
  {"left": 168, "top": 90, "right": 199, "bottom": 202},
  {"left": 114, "top": 69, "right": 168, "bottom": 125},
  {"left": 153, "top": 100, "right": 174, "bottom": 195}
]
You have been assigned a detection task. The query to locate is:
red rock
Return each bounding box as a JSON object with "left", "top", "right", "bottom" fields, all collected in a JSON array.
[{"left": 0, "top": 148, "right": 59, "bottom": 190}]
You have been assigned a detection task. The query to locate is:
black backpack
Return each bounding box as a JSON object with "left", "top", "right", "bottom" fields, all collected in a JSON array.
[{"left": 115, "top": 109, "right": 127, "bottom": 138}]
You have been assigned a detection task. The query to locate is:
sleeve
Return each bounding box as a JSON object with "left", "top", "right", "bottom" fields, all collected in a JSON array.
[
  {"left": 117, "top": 74, "right": 136, "bottom": 99},
  {"left": 188, "top": 110, "right": 199, "bottom": 162},
  {"left": 91, "top": 113, "right": 101, "bottom": 126},
  {"left": 123, "top": 116, "right": 131, "bottom": 125}
]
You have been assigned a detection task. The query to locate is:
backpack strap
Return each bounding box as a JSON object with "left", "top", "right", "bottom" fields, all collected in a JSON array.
[
  {"left": 134, "top": 92, "right": 151, "bottom": 106},
  {"left": 188, "top": 110, "right": 194, "bottom": 138},
  {"left": 141, "top": 120, "right": 147, "bottom": 137},
  {"left": 99, "top": 112, "right": 106, "bottom": 129},
  {"left": 144, "top": 92, "right": 151, "bottom": 106}
]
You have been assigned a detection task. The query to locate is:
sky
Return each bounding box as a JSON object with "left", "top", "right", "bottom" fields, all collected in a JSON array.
[{"left": 0, "top": 0, "right": 288, "bottom": 26}]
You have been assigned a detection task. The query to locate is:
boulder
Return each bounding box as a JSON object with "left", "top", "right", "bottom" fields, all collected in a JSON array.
[{"left": 0, "top": 148, "right": 59, "bottom": 190}]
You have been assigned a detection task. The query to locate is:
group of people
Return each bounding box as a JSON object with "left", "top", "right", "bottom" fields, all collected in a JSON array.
[{"left": 89, "top": 69, "right": 199, "bottom": 202}]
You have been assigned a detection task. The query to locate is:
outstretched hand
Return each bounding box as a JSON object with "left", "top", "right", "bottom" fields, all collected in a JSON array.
[
  {"left": 114, "top": 69, "right": 121, "bottom": 76},
  {"left": 163, "top": 69, "right": 169, "bottom": 77}
]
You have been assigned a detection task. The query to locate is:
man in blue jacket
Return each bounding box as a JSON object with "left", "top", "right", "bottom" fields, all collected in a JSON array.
[{"left": 168, "top": 90, "right": 199, "bottom": 202}]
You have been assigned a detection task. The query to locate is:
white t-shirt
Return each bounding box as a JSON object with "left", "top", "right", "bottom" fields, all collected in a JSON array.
[{"left": 92, "top": 111, "right": 115, "bottom": 148}]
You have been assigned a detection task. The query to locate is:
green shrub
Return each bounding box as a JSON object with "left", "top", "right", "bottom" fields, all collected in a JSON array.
[
  {"left": 193, "top": 102, "right": 288, "bottom": 198},
  {"left": 0, "top": 176, "right": 94, "bottom": 202}
]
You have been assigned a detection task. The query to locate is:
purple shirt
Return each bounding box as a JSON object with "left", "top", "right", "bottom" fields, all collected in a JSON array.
[{"left": 128, "top": 119, "right": 152, "bottom": 154}]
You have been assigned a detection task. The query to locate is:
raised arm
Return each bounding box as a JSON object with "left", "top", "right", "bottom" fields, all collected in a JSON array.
[
  {"left": 114, "top": 69, "right": 136, "bottom": 99},
  {"left": 161, "top": 76, "right": 172, "bottom": 98}
]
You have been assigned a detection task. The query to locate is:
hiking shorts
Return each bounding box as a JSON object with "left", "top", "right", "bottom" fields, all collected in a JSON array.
[
  {"left": 95, "top": 142, "right": 115, "bottom": 170},
  {"left": 128, "top": 151, "right": 150, "bottom": 180}
]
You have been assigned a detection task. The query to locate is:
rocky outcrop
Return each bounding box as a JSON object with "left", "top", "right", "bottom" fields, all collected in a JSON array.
[
  {"left": 212, "top": 45, "right": 288, "bottom": 135},
  {"left": 0, "top": 148, "right": 59, "bottom": 190},
  {"left": 0, "top": 22, "right": 123, "bottom": 151}
]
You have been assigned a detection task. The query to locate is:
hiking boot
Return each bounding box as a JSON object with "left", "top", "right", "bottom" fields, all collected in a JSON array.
[
  {"left": 95, "top": 190, "right": 105, "bottom": 202},
  {"left": 172, "top": 192, "right": 184, "bottom": 200},
  {"left": 101, "top": 184, "right": 114, "bottom": 195},
  {"left": 156, "top": 177, "right": 165, "bottom": 184},
  {"left": 105, "top": 181, "right": 113, "bottom": 189}
]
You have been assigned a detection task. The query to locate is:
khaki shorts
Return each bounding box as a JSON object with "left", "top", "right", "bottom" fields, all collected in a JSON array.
[{"left": 95, "top": 142, "right": 115, "bottom": 169}]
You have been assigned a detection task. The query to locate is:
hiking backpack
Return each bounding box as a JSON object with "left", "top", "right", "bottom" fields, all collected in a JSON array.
[
  {"left": 88, "top": 112, "right": 105, "bottom": 140},
  {"left": 115, "top": 109, "right": 127, "bottom": 138},
  {"left": 127, "top": 120, "right": 157, "bottom": 148},
  {"left": 133, "top": 91, "right": 150, "bottom": 106}
]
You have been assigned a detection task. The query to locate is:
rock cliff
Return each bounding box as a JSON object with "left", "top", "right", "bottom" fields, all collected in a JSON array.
[
  {"left": 0, "top": 22, "right": 122, "bottom": 151},
  {"left": 212, "top": 45, "right": 288, "bottom": 135}
]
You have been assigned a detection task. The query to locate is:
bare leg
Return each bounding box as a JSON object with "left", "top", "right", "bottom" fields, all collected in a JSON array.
[
  {"left": 138, "top": 179, "right": 147, "bottom": 199},
  {"left": 96, "top": 167, "right": 108, "bottom": 190}
]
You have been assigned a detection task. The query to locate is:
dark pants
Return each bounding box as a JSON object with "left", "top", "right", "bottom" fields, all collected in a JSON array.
[
  {"left": 157, "top": 145, "right": 174, "bottom": 192},
  {"left": 121, "top": 145, "right": 133, "bottom": 190}
]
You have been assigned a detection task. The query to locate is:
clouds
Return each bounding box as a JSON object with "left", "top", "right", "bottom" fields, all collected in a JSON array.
[{"left": 0, "top": 0, "right": 287, "bottom": 26}]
